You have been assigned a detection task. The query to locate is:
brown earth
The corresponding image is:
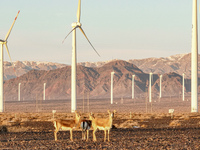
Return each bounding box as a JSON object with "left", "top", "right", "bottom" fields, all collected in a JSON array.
[
  {"left": 1, "top": 97, "right": 200, "bottom": 149},
  {"left": 0, "top": 127, "right": 200, "bottom": 149}
]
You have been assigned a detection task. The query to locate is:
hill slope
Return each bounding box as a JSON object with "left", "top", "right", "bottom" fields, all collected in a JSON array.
[{"left": 4, "top": 60, "right": 190, "bottom": 101}]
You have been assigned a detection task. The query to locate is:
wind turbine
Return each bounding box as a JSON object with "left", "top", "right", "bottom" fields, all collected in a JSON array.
[
  {"left": 111, "top": 72, "right": 115, "bottom": 104},
  {"left": 149, "top": 72, "right": 153, "bottom": 103},
  {"left": 132, "top": 75, "right": 135, "bottom": 99},
  {"left": 63, "top": 0, "right": 100, "bottom": 112},
  {"left": 0, "top": 11, "right": 20, "bottom": 112},
  {"left": 18, "top": 83, "right": 21, "bottom": 101},
  {"left": 159, "top": 75, "right": 162, "bottom": 99},
  {"left": 191, "top": 0, "right": 198, "bottom": 112},
  {"left": 43, "top": 83, "right": 46, "bottom": 100},
  {"left": 182, "top": 73, "right": 185, "bottom": 101}
]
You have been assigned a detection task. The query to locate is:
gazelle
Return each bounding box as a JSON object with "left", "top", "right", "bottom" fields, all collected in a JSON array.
[
  {"left": 89, "top": 110, "right": 116, "bottom": 142},
  {"left": 53, "top": 111, "right": 81, "bottom": 141},
  {"left": 80, "top": 119, "right": 91, "bottom": 141}
]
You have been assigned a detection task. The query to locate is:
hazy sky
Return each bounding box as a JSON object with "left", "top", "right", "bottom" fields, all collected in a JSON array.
[{"left": 0, "top": 0, "right": 194, "bottom": 64}]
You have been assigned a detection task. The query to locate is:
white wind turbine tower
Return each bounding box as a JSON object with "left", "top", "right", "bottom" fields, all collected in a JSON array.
[
  {"left": 18, "top": 83, "right": 21, "bottom": 101},
  {"left": 149, "top": 72, "right": 153, "bottom": 103},
  {"left": 159, "top": 75, "right": 162, "bottom": 99},
  {"left": 63, "top": 0, "right": 100, "bottom": 112},
  {"left": 182, "top": 73, "right": 185, "bottom": 101},
  {"left": 191, "top": 0, "right": 198, "bottom": 112},
  {"left": 132, "top": 75, "right": 135, "bottom": 99},
  {"left": 111, "top": 72, "right": 115, "bottom": 104},
  {"left": 43, "top": 83, "right": 46, "bottom": 100},
  {"left": 0, "top": 11, "right": 20, "bottom": 112}
]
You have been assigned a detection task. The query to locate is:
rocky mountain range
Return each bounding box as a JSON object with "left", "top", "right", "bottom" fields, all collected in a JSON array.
[
  {"left": 4, "top": 61, "right": 66, "bottom": 80},
  {"left": 4, "top": 59, "right": 192, "bottom": 101},
  {"left": 4, "top": 53, "right": 198, "bottom": 81},
  {"left": 79, "top": 53, "right": 197, "bottom": 78}
]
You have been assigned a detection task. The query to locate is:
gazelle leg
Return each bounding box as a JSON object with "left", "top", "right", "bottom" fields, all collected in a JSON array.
[
  {"left": 54, "top": 126, "right": 60, "bottom": 141},
  {"left": 104, "top": 130, "right": 107, "bottom": 142},
  {"left": 82, "top": 131, "right": 84, "bottom": 140},
  {"left": 54, "top": 122, "right": 59, "bottom": 141},
  {"left": 108, "top": 130, "right": 110, "bottom": 142},
  {"left": 84, "top": 131, "right": 86, "bottom": 140},
  {"left": 82, "top": 130, "right": 86, "bottom": 140},
  {"left": 93, "top": 129, "right": 97, "bottom": 141},
  {"left": 86, "top": 130, "right": 89, "bottom": 141},
  {"left": 54, "top": 130, "right": 58, "bottom": 141},
  {"left": 70, "top": 129, "right": 73, "bottom": 141}
]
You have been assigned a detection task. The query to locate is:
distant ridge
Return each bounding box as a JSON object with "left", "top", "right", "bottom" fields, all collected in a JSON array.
[
  {"left": 4, "top": 59, "right": 191, "bottom": 101},
  {"left": 79, "top": 53, "right": 194, "bottom": 78},
  {"left": 3, "top": 53, "right": 197, "bottom": 80},
  {"left": 4, "top": 61, "right": 67, "bottom": 80}
]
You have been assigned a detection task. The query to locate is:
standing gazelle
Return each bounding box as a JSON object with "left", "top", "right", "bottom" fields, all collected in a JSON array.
[
  {"left": 80, "top": 119, "right": 91, "bottom": 141},
  {"left": 89, "top": 110, "right": 116, "bottom": 142},
  {"left": 53, "top": 111, "right": 81, "bottom": 141}
]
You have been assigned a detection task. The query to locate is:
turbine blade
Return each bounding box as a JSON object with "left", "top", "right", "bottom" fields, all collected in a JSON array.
[
  {"left": 5, "top": 10, "right": 20, "bottom": 41},
  {"left": 78, "top": 27, "right": 100, "bottom": 57},
  {"left": 62, "top": 26, "right": 78, "bottom": 44},
  {"left": 77, "top": 0, "right": 81, "bottom": 23},
  {"left": 5, "top": 44, "right": 17, "bottom": 77}
]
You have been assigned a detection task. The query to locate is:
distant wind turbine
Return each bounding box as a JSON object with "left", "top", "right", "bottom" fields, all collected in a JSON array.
[
  {"left": 132, "top": 75, "right": 135, "bottom": 99},
  {"left": 18, "top": 83, "right": 21, "bottom": 101},
  {"left": 159, "top": 75, "right": 162, "bottom": 99},
  {"left": 0, "top": 11, "right": 20, "bottom": 112},
  {"left": 149, "top": 72, "right": 153, "bottom": 103},
  {"left": 62, "top": 0, "right": 100, "bottom": 112},
  {"left": 182, "top": 73, "right": 185, "bottom": 101},
  {"left": 111, "top": 72, "right": 115, "bottom": 104},
  {"left": 43, "top": 83, "right": 46, "bottom": 100}
]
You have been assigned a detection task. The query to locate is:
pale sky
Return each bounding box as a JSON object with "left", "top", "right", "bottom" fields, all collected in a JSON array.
[{"left": 0, "top": 0, "right": 194, "bottom": 65}]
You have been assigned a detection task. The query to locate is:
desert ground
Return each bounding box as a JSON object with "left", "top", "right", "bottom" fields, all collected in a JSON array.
[{"left": 1, "top": 97, "right": 200, "bottom": 149}]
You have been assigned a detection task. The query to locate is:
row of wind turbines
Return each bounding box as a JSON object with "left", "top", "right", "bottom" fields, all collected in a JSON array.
[
  {"left": 68, "top": 0, "right": 199, "bottom": 113},
  {"left": 15, "top": 72, "right": 185, "bottom": 102},
  {"left": 111, "top": 72, "right": 186, "bottom": 105},
  {"left": 0, "top": 0, "right": 199, "bottom": 113}
]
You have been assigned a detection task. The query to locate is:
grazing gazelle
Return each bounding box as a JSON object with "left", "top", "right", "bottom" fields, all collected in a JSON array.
[
  {"left": 80, "top": 119, "right": 91, "bottom": 141},
  {"left": 53, "top": 111, "right": 81, "bottom": 141},
  {"left": 89, "top": 110, "right": 116, "bottom": 142}
]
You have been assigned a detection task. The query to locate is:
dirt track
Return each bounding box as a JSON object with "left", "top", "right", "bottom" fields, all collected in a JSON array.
[{"left": 0, "top": 127, "right": 200, "bottom": 149}]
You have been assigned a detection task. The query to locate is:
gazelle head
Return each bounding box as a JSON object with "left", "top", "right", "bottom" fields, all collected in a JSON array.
[
  {"left": 75, "top": 111, "right": 81, "bottom": 120},
  {"left": 89, "top": 112, "right": 95, "bottom": 120},
  {"left": 107, "top": 110, "right": 116, "bottom": 118}
]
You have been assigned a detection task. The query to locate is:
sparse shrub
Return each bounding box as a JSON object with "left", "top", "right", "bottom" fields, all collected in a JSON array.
[
  {"left": 169, "top": 120, "right": 181, "bottom": 127},
  {"left": 141, "top": 124, "right": 147, "bottom": 128},
  {"left": 118, "top": 120, "right": 139, "bottom": 128},
  {"left": 0, "top": 126, "right": 8, "bottom": 133}
]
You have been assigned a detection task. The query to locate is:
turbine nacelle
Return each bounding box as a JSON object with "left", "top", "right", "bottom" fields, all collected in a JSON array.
[
  {"left": 0, "top": 40, "right": 5, "bottom": 43},
  {"left": 0, "top": 40, "right": 7, "bottom": 46},
  {"left": 71, "top": 22, "right": 82, "bottom": 28}
]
